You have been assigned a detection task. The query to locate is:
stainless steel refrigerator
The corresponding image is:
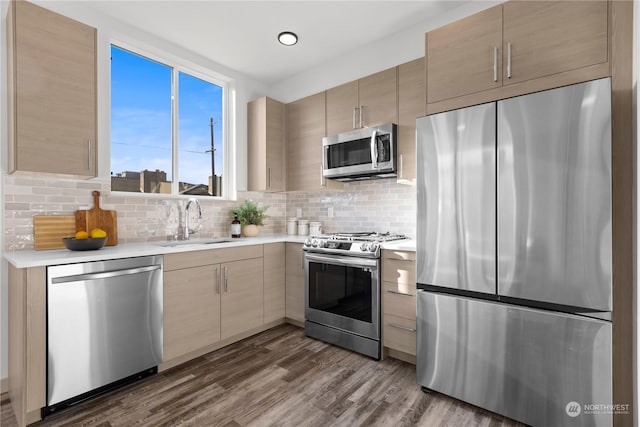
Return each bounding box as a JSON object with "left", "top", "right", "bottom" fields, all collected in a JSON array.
[{"left": 416, "top": 77, "right": 612, "bottom": 427}]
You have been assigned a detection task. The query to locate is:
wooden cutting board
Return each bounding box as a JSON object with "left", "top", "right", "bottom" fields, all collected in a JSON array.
[
  {"left": 75, "top": 191, "right": 118, "bottom": 246},
  {"left": 33, "top": 215, "right": 76, "bottom": 250}
]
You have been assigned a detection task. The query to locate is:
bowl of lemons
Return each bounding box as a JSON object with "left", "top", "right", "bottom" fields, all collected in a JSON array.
[{"left": 63, "top": 228, "right": 107, "bottom": 251}]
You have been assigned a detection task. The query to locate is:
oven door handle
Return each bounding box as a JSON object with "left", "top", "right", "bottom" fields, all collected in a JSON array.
[{"left": 305, "top": 253, "right": 378, "bottom": 268}]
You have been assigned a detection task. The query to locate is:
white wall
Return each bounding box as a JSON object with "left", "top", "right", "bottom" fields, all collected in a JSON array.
[{"left": 269, "top": 1, "right": 501, "bottom": 103}]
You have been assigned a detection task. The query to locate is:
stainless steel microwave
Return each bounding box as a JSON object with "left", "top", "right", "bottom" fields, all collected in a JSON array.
[{"left": 322, "top": 123, "right": 397, "bottom": 182}]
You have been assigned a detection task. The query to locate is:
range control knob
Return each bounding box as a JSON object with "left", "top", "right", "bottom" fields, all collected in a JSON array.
[
  {"left": 304, "top": 239, "right": 312, "bottom": 247},
  {"left": 368, "top": 243, "right": 379, "bottom": 252},
  {"left": 311, "top": 239, "right": 319, "bottom": 247},
  {"left": 317, "top": 239, "right": 327, "bottom": 248},
  {"left": 360, "top": 243, "right": 369, "bottom": 251}
]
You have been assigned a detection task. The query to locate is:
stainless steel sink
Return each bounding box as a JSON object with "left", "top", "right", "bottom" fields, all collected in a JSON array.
[{"left": 155, "top": 238, "right": 233, "bottom": 248}]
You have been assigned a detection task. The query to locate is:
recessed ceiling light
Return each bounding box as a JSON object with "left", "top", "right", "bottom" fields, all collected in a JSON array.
[{"left": 278, "top": 31, "right": 298, "bottom": 46}]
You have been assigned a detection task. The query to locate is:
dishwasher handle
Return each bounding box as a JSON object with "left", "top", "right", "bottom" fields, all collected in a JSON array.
[{"left": 51, "top": 264, "right": 162, "bottom": 284}]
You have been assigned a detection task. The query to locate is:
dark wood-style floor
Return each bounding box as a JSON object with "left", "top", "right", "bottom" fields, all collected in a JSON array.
[{"left": 1, "top": 324, "right": 525, "bottom": 426}]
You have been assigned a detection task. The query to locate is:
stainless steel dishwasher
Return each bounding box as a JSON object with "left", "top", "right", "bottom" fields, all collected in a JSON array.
[{"left": 45, "top": 255, "right": 163, "bottom": 415}]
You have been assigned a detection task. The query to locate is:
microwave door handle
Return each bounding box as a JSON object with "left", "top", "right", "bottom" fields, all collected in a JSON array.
[{"left": 370, "top": 130, "right": 378, "bottom": 169}]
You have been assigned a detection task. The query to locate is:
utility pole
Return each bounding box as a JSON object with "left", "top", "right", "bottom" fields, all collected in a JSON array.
[{"left": 206, "top": 118, "right": 216, "bottom": 196}]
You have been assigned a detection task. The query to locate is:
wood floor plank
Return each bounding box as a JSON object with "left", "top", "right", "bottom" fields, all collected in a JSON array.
[{"left": 1, "top": 324, "right": 527, "bottom": 427}]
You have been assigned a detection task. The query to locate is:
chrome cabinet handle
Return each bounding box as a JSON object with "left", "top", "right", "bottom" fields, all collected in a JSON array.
[
  {"left": 386, "top": 257, "right": 415, "bottom": 262},
  {"left": 87, "top": 139, "right": 92, "bottom": 170},
  {"left": 507, "top": 42, "right": 512, "bottom": 79},
  {"left": 386, "top": 323, "right": 416, "bottom": 333},
  {"left": 268, "top": 167, "right": 272, "bottom": 189},
  {"left": 493, "top": 47, "right": 498, "bottom": 82},
  {"left": 224, "top": 266, "right": 228, "bottom": 292},
  {"left": 215, "top": 267, "right": 220, "bottom": 295},
  {"left": 353, "top": 107, "right": 358, "bottom": 129},
  {"left": 359, "top": 105, "right": 363, "bottom": 128},
  {"left": 386, "top": 289, "right": 415, "bottom": 297},
  {"left": 399, "top": 153, "right": 404, "bottom": 179}
]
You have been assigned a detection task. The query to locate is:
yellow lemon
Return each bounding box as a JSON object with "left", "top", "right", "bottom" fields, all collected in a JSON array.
[
  {"left": 75, "top": 231, "right": 89, "bottom": 240},
  {"left": 90, "top": 228, "right": 107, "bottom": 238}
]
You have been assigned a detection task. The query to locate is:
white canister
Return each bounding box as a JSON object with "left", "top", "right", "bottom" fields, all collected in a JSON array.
[
  {"left": 309, "top": 221, "right": 322, "bottom": 236},
  {"left": 287, "top": 218, "right": 298, "bottom": 235},
  {"left": 297, "top": 219, "right": 310, "bottom": 236}
]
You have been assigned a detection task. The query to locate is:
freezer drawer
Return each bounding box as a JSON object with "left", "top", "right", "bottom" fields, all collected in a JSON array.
[{"left": 417, "top": 291, "right": 612, "bottom": 427}]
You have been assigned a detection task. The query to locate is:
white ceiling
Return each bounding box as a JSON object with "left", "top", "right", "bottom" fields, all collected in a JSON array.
[{"left": 83, "top": 1, "right": 467, "bottom": 85}]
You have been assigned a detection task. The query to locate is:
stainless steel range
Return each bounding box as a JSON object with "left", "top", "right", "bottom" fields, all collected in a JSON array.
[{"left": 303, "top": 232, "right": 407, "bottom": 359}]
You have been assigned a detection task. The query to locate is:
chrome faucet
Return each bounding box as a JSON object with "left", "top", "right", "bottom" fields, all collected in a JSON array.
[{"left": 184, "top": 198, "right": 202, "bottom": 240}]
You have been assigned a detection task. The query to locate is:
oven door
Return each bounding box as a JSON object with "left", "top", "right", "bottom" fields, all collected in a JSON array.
[{"left": 305, "top": 252, "right": 380, "bottom": 340}]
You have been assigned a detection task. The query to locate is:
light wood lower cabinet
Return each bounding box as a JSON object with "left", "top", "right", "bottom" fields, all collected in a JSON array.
[
  {"left": 163, "top": 245, "right": 264, "bottom": 363},
  {"left": 264, "top": 243, "right": 286, "bottom": 323},
  {"left": 8, "top": 265, "right": 46, "bottom": 427},
  {"left": 220, "top": 257, "right": 264, "bottom": 340},
  {"left": 285, "top": 242, "right": 305, "bottom": 323},
  {"left": 381, "top": 250, "right": 417, "bottom": 360},
  {"left": 163, "top": 265, "right": 221, "bottom": 361}
]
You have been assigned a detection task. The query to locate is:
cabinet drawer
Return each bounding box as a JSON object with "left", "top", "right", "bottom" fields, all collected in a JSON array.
[
  {"left": 383, "top": 281, "right": 416, "bottom": 321},
  {"left": 382, "top": 250, "right": 416, "bottom": 285},
  {"left": 383, "top": 314, "right": 416, "bottom": 356}
]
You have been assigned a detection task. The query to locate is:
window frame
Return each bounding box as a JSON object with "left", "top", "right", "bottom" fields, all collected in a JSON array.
[{"left": 109, "top": 40, "right": 235, "bottom": 200}]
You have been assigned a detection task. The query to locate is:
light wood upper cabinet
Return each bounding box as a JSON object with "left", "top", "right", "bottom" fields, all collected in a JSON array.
[
  {"left": 326, "top": 81, "right": 358, "bottom": 135},
  {"left": 164, "top": 265, "right": 221, "bottom": 361},
  {"left": 426, "top": 1, "right": 609, "bottom": 107},
  {"left": 397, "top": 58, "right": 425, "bottom": 183},
  {"left": 326, "top": 67, "right": 398, "bottom": 135},
  {"left": 264, "top": 243, "right": 286, "bottom": 323},
  {"left": 285, "top": 242, "right": 305, "bottom": 323},
  {"left": 426, "top": 5, "right": 503, "bottom": 104},
  {"left": 7, "top": 0, "right": 97, "bottom": 177},
  {"left": 286, "top": 92, "right": 341, "bottom": 191},
  {"left": 358, "top": 67, "right": 398, "bottom": 129},
  {"left": 502, "top": 1, "right": 608, "bottom": 85},
  {"left": 247, "top": 97, "right": 286, "bottom": 192},
  {"left": 221, "top": 257, "right": 264, "bottom": 340}
]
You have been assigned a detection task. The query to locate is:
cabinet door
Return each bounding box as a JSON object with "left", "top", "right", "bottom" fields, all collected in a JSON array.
[
  {"left": 503, "top": 1, "right": 608, "bottom": 85},
  {"left": 264, "top": 243, "right": 285, "bottom": 323},
  {"left": 326, "top": 80, "right": 358, "bottom": 135},
  {"left": 221, "top": 258, "right": 264, "bottom": 340},
  {"left": 164, "top": 265, "right": 221, "bottom": 361},
  {"left": 247, "top": 97, "right": 286, "bottom": 192},
  {"left": 358, "top": 67, "right": 398, "bottom": 128},
  {"left": 397, "top": 58, "right": 425, "bottom": 182},
  {"left": 11, "top": 1, "right": 96, "bottom": 176},
  {"left": 287, "top": 92, "right": 340, "bottom": 191},
  {"left": 285, "top": 243, "right": 305, "bottom": 322},
  {"left": 426, "top": 5, "right": 503, "bottom": 103}
]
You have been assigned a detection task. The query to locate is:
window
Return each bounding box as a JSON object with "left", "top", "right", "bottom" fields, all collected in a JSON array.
[{"left": 110, "top": 45, "right": 226, "bottom": 197}]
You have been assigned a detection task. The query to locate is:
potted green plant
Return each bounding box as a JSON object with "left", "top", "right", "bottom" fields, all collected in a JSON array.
[{"left": 230, "top": 200, "right": 268, "bottom": 237}]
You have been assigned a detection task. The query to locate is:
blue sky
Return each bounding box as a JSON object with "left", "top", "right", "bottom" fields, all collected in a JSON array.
[{"left": 110, "top": 45, "right": 224, "bottom": 186}]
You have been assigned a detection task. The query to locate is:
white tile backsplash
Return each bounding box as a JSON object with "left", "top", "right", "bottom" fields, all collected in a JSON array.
[{"left": 3, "top": 175, "right": 415, "bottom": 250}]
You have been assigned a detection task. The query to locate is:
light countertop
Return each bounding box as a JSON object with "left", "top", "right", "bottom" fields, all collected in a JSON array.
[{"left": 4, "top": 234, "right": 415, "bottom": 269}]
